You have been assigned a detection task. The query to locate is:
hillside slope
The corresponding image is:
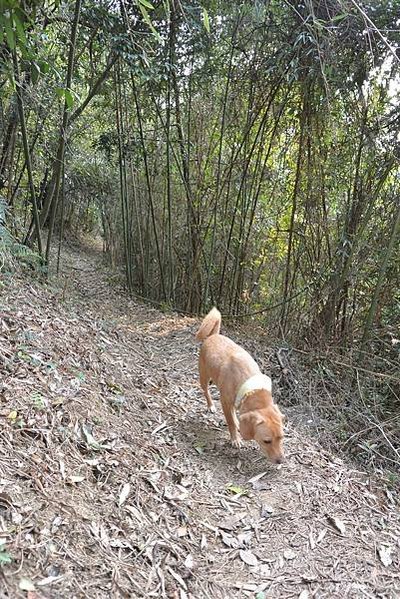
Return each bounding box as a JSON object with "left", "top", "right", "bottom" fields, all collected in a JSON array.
[{"left": 0, "top": 241, "right": 399, "bottom": 598}]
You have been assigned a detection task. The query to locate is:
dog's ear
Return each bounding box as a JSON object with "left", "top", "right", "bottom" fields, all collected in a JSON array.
[{"left": 239, "top": 411, "right": 263, "bottom": 440}]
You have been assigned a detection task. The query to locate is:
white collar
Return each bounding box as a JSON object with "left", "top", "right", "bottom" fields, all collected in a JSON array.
[{"left": 235, "top": 374, "right": 272, "bottom": 409}]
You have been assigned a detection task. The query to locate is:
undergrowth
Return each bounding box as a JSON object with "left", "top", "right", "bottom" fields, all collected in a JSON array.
[
  {"left": 0, "top": 198, "right": 43, "bottom": 273},
  {"left": 288, "top": 348, "right": 400, "bottom": 482}
]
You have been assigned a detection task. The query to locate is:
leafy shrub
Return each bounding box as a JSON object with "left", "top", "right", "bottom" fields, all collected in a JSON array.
[{"left": 0, "top": 197, "right": 42, "bottom": 272}]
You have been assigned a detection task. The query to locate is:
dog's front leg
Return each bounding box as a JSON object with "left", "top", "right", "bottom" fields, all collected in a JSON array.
[{"left": 221, "top": 398, "right": 242, "bottom": 448}]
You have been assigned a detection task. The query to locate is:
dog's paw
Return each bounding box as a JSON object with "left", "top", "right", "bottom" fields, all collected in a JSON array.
[
  {"left": 231, "top": 438, "right": 242, "bottom": 449},
  {"left": 207, "top": 404, "right": 216, "bottom": 414}
]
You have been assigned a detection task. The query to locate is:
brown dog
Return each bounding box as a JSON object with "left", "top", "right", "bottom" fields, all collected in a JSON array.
[{"left": 196, "top": 308, "right": 284, "bottom": 463}]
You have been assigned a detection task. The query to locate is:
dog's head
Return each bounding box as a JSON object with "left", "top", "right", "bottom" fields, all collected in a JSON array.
[{"left": 239, "top": 404, "right": 284, "bottom": 463}]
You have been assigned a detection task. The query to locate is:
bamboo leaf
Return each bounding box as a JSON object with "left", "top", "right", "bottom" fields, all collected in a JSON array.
[
  {"left": 4, "top": 17, "right": 15, "bottom": 50},
  {"left": 331, "top": 13, "right": 348, "bottom": 22},
  {"left": 12, "top": 13, "right": 27, "bottom": 46},
  {"left": 202, "top": 7, "right": 210, "bottom": 33},
  {"left": 137, "top": 0, "right": 154, "bottom": 9},
  {"left": 138, "top": 3, "right": 161, "bottom": 42}
]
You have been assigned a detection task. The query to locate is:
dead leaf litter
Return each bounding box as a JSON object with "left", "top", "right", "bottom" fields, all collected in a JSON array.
[{"left": 0, "top": 240, "right": 399, "bottom": 598}]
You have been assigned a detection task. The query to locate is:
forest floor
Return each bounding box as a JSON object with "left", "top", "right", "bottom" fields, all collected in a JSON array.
[{"left": 0, "top": 239, "right": 399, "bottom": 599}]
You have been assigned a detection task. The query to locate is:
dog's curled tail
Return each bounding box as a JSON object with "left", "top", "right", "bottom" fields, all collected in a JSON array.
[{"left": 196, "top": 307, "right": 222, "bottom": 341}]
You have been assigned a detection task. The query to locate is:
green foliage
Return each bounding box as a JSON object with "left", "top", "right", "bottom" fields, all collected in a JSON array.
[
  {"left": 55, "top": 86, "right": 75, "bottom": 108},
  {"left": 202, "top": 7, "right": 210, "bottom": 33},
  {"left": 0, "top": 0, "right": 398, "bottom": 350},
  {"left": 0, "top": 1, "right": 43, "bottom": 54},
  {"left": 0, "top": 199, "right": 42, "bottom": 272},
  {"left": 0, "top": 544, "right": 12, "bottom": 566}
]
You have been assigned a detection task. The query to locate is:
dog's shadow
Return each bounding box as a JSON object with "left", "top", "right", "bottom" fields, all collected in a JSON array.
[{"left": 174, "top": 394, "right": 282, "bottom": 485}]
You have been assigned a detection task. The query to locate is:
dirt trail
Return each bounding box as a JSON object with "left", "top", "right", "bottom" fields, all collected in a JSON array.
[{"left": 0, "top": 240, "right": 399, "bottom": 599}]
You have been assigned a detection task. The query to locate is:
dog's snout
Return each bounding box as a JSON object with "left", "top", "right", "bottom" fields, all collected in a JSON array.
[{"left": 274, "top": 456, "right": 283, "bottom": 464}]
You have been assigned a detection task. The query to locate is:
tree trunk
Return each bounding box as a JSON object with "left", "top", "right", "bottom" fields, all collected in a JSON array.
[
  {"left": 12, "top": 51, "right": 43, "bottom": 258},
  {"left": 45, "top": 0, "right": 82, "bottom": 264}
]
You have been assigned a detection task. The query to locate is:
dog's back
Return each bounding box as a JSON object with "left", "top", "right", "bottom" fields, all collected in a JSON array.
[{"left": 197, "top": 308, "right": 260, "bottom": 398}]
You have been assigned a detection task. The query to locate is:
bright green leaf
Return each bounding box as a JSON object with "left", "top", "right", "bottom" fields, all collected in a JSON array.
[
  {"left": 55, "top": 87, "right": 74, "bottom": 108},
  {"left": 331, "top": 13, "right": 348, "bottom": 22},
  {"left": 64, "top": 89, "right": 74, "bottom": 109},
  {"left": 39, "top": 60, "right": 50, "bottom": 74},
  {"left": 138, "top": 4, "right": 161, "bottom": 42},
  {"left": 226, "top": 484, "right": 248, "bottom": 495},
  {"left": 55, "top": 86, "right": 65, "bottom": 100},
  {"left": 137, "top": 0, "right": 154, "bottom": 9},
  {"left": 202, "top": 7, "right": 210, "bottom": 33}
]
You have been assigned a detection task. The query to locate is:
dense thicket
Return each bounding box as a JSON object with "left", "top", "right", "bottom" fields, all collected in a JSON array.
[{"left": 1, "top": 0, "right": 399, "bottom": 354}]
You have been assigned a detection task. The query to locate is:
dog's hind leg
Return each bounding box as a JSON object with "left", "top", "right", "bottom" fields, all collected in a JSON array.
[{"left": 199, "top": 365, "right": 215, "bottom": 413}]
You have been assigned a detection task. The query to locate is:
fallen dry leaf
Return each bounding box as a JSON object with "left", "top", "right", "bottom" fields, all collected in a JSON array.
[
  {"left": 260, "top": 503, "right": 274, "bottom": 517},
  {"left": 118, "top": 482, "right": 130, "bottom": 506},
  {"left": 220, "top": 531, "right": 238, "bottom": 548},
  {"left": 378, "top": 545, "right": 393, "bottom": 567},
  {"left": 219, "top": 513, "right": 244, "bottom": 530},
  {"left": 327, "top": 515, "right": 346, "bottom": 535},
  {"left": 184, "top": 554, "right": 194, "bottom": 569},
  {"left": 177, "top": 526, "right": 187, "bottom": 537},
  {"left": 284, "top": 549, "right": 296, "bottom": 560},
  {"left": 37, "top": 575, "right": 64, "bottom": 586},
  {"left": 247, "top": 471, "right": 267, "bottom": 487},
  {"left": 164, "top": 485, "right": 189, "bottom": 501},
  {"left": 80, "top": 423, "right": 105, "bottom": 450},
  {"left": 239, "top": 549, "right": 258, "bottom": 567},
  {"left": 316, "top": 529, "right": 327, "bottom": 544},
  {"left": 309, "top": 531, "right": 315, "bottom": 550},
  {"left": 237, "top": 531, "right": 253, "bottom": 547},
  {"left": 67, "top": 475, "right": 85, "bottom": 484},
  {"left": 19, "top": 577, "right": 36, "bottom": 591}
]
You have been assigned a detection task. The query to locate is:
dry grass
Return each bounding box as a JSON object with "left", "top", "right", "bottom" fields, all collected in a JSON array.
[{"left": 0, "top": 240, "right": 399, "bottom": 598}]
